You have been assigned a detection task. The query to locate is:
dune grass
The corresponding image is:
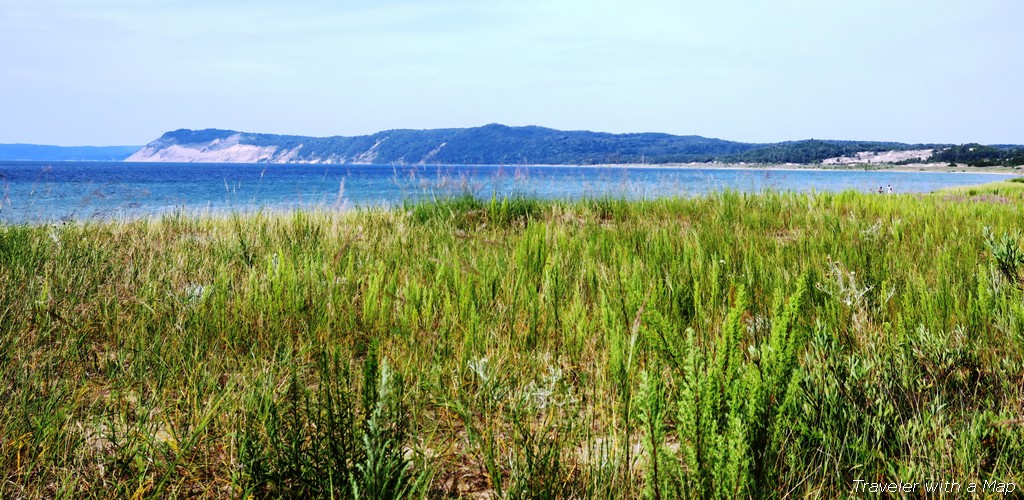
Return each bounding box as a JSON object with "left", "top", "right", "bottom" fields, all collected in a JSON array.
[{"left": 2, "top": 184, "right": 1023, "bottom": 497}]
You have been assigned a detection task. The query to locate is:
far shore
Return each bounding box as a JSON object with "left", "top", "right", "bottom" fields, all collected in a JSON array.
[
  {"left": 567, "top": 162, "right": 1024, "bottom": 175},
  {"left": 4, "top": 158, "right": 1021, "bottom": 175}
]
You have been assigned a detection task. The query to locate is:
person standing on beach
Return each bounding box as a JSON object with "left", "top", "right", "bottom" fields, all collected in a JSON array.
[{"left": 887, "top": 184, "right": 893, "bottom": 194}]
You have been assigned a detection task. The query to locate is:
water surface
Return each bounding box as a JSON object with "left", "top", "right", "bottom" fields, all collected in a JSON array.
[{"left": 0, "top": 161, "right": 1015, "bottom": 223}]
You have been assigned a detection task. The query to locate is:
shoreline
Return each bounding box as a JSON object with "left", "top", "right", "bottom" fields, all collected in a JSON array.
[
  {"left": 2, "top": 158, "right": 1021, "bottom": 175},
  {"left": 411, "top": 161, "right": 1023, "bottom": 175},
  {"left": 569, "top": 162, "right": 1023, "bottom": 175}
]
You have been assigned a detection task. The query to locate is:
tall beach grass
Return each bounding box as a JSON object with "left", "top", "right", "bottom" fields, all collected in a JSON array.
[{"left": 1, "top": 183, "right": 1023, "bottom": 497}]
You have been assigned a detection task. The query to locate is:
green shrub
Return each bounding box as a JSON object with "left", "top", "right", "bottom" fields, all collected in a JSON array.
[{"left": 238, "top": 348, "right": 422, "bottom": 499}]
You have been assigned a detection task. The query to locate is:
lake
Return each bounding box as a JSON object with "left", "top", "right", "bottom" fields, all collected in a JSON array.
[{"left": 0, "top": 161, "right": 1017, "bottom": 223}]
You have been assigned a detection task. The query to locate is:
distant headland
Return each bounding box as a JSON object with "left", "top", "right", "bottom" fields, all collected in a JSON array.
[{"left": 2, "top": 124, "right": 1022, "bottom": 167}]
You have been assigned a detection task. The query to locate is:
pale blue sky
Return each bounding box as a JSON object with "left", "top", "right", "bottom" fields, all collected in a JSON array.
[{"left": 2, "top": 0, "right": 1021, "bottom": 145}]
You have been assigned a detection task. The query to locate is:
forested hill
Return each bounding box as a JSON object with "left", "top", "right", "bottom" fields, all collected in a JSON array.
[
  {"left": 126, "top": 124, "right": 757, "bottom": 164},
  {"left": 98, "top": 124, "right": 1020, "bottom": 165},
  {"left": 6, "top": 126, "right": 1021, "bottom": 165},
  {"left": 126, "top": 124, "right": 948, "bottom": 165}
]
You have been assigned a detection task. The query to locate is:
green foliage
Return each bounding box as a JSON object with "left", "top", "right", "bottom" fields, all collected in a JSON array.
[
  {"left": 730, "top": 139, "right": 929, "bottom": 164},
  {"left": 238, "top": 349, "right": 422, "bottom": 499},
  {"left": 643, "top": 283, "right": 809, "bottom": 497},
  {"left": 160, "top": 128, "right": 237, "bottom": 145},
  {"left": 352, "top": 361, "right": 426, "bottom": 500},
  {"left": 2, "top": 187, "right": 1024, "bottom": 496},
  {"left": 405, "top": 193, "right": 543, "bottom": 230},
  {"left": 984, "top": 227, "right": 1024, "bottom": 287},
  {"left": 933, "top": 144, "right": 1024, "bottom": 167}
]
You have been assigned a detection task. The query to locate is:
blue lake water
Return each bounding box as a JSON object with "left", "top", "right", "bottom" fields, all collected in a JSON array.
[{"left": 0, "top": 161, "right": 1017, "bottom": 224}]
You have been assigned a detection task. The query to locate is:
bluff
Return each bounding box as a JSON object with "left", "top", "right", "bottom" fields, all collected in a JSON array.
[
  {"left": 125, "top": 124, "right": 971, "bottom": 165},
  {"left": 125, "top": 124, "right": 759, "bottom": 164}
]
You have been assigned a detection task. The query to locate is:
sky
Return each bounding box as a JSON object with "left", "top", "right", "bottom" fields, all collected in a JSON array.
[{"left": 2, "top": 0, "right": 1022, "bottom": 146}]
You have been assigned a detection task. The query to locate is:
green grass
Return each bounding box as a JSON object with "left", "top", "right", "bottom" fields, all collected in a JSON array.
[{"left": 2, "top": 187, "right": 1023, "bottom": 497}]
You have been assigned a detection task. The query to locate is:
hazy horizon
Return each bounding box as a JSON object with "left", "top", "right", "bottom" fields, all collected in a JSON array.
[{"left": 3, "top": 0, "right": 1022, "bottom": 146}]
